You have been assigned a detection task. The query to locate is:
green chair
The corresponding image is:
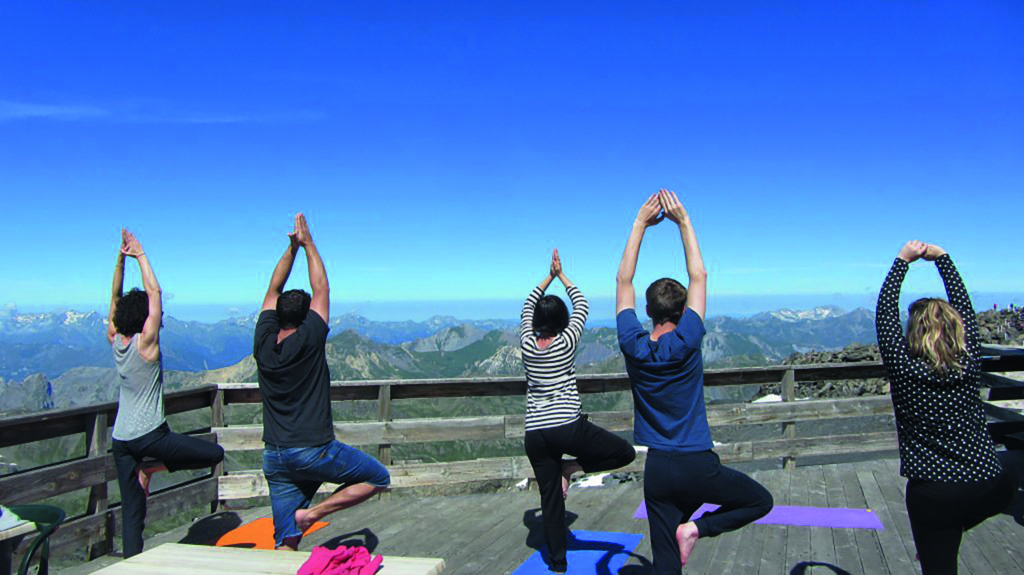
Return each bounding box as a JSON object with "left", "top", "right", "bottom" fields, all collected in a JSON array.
[{"left": 7, "top": 505, "right": 65, "bottom": 575}]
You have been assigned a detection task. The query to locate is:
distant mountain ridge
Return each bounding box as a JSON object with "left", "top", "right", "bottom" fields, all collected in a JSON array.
[
  {"left": 0, "top": 307, "right": 514, "bottom": 380},
  {"left": 0, "top": 305, "right": 889, "bottom": 416}
]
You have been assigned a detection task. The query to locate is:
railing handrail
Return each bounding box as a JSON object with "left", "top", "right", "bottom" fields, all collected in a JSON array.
[{"left": 2, "top": 356, "right": 1022, "bottom": 566}]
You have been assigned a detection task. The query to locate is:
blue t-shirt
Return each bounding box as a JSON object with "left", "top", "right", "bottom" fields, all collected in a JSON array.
[{"left": 617, "top": 308, "right": 713, "bottom": 453}]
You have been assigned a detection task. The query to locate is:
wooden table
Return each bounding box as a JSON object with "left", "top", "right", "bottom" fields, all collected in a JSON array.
[
  {"left": 0, "top": 521, "right": 36, "bottom": 575},
  {"left": 92, "top": 543, "right": 445, "bottom": 574}
]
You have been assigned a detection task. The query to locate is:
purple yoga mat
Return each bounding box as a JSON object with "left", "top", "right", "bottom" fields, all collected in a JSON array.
[{"left": 633, "top": 501, "right": 884, "bottom": 530}]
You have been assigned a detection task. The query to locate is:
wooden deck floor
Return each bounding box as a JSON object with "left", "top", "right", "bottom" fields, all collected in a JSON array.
[{"left": 62, "top": 458, "right": 1024, "bottom": 574}]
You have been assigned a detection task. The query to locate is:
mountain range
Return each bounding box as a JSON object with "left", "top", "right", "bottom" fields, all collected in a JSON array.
[{"left": 0, "top": 305, "right": 881, "bottom": 416}]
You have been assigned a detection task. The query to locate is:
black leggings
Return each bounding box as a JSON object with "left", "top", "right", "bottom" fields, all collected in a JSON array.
[
  {"left": 644, "top": 449, "right": 773, "bottom": 575},
  {"left": 906, "top": 466, "right": 1017, "bottom": 575},
  {"left": 524, "top": 417, "right": 636, "bottom": 571},
  {"left": 111, "top": 422, "right": 224, "bottom": 557}
]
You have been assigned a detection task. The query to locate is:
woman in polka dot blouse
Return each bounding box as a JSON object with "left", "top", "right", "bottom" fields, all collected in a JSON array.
[{"left": 876, "top": 240, "right": 1017, "bottom": 575}]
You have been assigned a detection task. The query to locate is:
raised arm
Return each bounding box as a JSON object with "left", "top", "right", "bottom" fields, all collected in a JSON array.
[
  {"left": 925, "top": 244, "right": 979, "bottom": 354},
  {"left": 659, "top": 189, "right": 707, "bottom": 320},
  {"left": 876, "top": 241, "right": 926, "bottom": 365},
  {"left": 261, "top": 239, "right": 300, "bottom": 312},
  {"left": 107, "top": 238, "right": 126, "bottom": 344},
  {"left": 121, "top": 230, "right": 162, "bottom": 359},
  {"left": 616, "top": 194, "right": 663, "bottom": 314},
  {"left": 549, "top": 249, "right": 589, "bottom": 347},
  {"left": 294, "top": 213, "right": 329, "bottom": 322},
  {"left": 521, "top": 250, "right": 558, "bottom": 343}
]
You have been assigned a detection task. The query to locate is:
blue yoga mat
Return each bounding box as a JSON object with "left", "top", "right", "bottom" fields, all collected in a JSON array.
[{"left": 512, "top": 530, "right": 645, "bottom": 574}]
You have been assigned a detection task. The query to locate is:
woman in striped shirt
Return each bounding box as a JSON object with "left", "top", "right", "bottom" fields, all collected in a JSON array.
[{"left": 521, "top": 249, "right": 636, "bottom": 573}]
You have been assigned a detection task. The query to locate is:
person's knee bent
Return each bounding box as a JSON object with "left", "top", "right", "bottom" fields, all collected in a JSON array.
[{"left": 754, "top": 483, "right": 774, "bottom": 519}]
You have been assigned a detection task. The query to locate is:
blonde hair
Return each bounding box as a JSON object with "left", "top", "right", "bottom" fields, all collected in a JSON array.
[{"left": 906, "top": 298, "right": 968, "bottom": 376}]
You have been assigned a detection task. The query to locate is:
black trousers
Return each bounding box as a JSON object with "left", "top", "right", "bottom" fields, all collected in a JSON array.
[
  {"left": 524, "top": 417, "right": 636, "bottom": 571},
  {"left": 111, "top": 422, "right": 224, "bottom": 557},
  {"left": 644, "top": 449, "right": 773, "bottom": 575},
  {"left": 906, "top": 466, "right": 1017, "bottom": 575}
]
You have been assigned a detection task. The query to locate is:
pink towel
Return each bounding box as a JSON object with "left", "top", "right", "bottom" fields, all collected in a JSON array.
[{"left": 297, "top": 545, "right": 383, "bottom": 575}]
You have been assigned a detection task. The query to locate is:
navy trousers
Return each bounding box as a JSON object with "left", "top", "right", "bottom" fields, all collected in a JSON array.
[
  {"left": 644, "top": 449, "right": 773, "bottom": 575},
  {"left": 111, "top": 422, "right": 224, "bottom": 557}
]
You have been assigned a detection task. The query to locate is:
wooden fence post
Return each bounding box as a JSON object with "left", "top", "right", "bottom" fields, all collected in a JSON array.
[
  {"left": 781, "top": 369, "right": 797, "bottom": 470},
  {"left": 378, "top": 384, "right": 393, "bottom": 467},
  {"left": 210, "top": 387, "right": 226, "bottom": 513},
  {"left": 85, "top": 413, "right": 111, "bottom": 559}
]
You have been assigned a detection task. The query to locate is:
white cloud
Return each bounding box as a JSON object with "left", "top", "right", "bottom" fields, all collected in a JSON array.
[
  {"left": 0, "top": 100, "right": 108, "bottom": 121},
  {"left": 0, "top": 99, "right": 323, "bottom": 124}
]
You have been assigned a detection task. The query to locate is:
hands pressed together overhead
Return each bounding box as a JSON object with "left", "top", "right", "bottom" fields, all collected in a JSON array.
[
  {"left": 288, "top": 212, "right": 314, "bottom": 250},
  {"left": 120, "top": 228, "right": 144, "bottom": 258},
  {"left": 898, "top": 240, "right": 947, "bottom": 263},
  {"left": 636, "top": 189, "right": 690, "bottom": 228},
  {"left": 549, "top": 249, "right": 563, "bottom": 278}
]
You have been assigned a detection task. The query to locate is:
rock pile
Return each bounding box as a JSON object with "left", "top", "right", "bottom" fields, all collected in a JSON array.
[
  {"left": 756, "top": 307, "right": 1024, "bottom": 401},
  {"left": 977, "top": 308, "right": 1024, "bottom": 347}
]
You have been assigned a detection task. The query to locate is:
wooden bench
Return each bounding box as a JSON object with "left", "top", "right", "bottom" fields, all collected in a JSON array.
[{"left": 90, "top": 543, "right": 444, "bottom": 574}]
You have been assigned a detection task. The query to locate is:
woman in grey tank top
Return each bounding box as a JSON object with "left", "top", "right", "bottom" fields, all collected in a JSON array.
[{"left": 107, "top": 229, "right": 224, "bottom": 558}]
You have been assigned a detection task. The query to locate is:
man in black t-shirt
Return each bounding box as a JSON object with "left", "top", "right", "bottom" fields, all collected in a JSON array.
[{"left": 254, "top": 213, "right": 390, "bottom": 551}]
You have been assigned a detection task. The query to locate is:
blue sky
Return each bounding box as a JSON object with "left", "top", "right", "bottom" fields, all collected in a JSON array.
[{"left": 2, "top": 1, "right": 1022, "bottom": 321}]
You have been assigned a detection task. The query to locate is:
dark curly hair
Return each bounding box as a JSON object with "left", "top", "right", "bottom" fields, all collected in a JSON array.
[
  {"left": 114, "top": 288, "right": 149, "bottom": 337},
  {"left": 645, "top": 277, "right": 687, "bottom": 325},
  {"left": 277, "top": 289, "right": 311, "bottom": 329},
  {"left": 532, "top": 295, "right": 569, "bottom": 336}
]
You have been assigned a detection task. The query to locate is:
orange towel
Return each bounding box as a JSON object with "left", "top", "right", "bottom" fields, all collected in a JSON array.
[{"left": 215, "top": 517, "right": 328, "bottom": 550}]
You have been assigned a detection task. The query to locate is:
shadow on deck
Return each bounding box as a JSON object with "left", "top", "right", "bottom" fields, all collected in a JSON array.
[{"left": 59, "top": 459, "right": 1024, "bottom": 575}]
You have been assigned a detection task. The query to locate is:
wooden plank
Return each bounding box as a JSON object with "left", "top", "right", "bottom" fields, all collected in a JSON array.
[
  {"left": 213, "top": 362, "right": 892, "bottom": 406},
  {"left": 215, "top": 400, "right": 895, "bottom": 453},
  {"left": 962, "top": 517, "right": 1019, "bottom": 575},
  {"left": 757, "top": 466, "right": 789, "bottom": 575},
  {"left": 442, "top": 491, "right": 528, "bottom": 573},
  {"left": 802, "top": 466, "right": 835, "bottom": 568},
  {"left": 749, "top": 432, "right": 898, "bottom": 462},
  {"left": 0, "top": 455, "right": 113, "bottom": 505},
  {"left": 41, "top": 476, "right": 219, "bottom": 560},
  {"left": 783, "top": 466, "right": 811, "bottom": 570},
  {"left": 90, "top": 543, "right": 444, "bottom": 574},
  {"left": 218, "top": 432, "right": 896, "bottom": 500},
  {"left": 981, "top": 372, "right": 1024, "bottom": 389},
  {"left": 0, "top": 386, "right": 215, "bottom": 447},
  {"left": 867, "top": 463, "right": 917, "bottom": 571},
  {"left": 215, "top": 416, "right": 510, "bottom": 451},
  {"left": 971, "top": 515, "right": 1024, "bottom": 574},
  {"left": 839, "top": 467, "right": 885, "bottom": 575},
  {"left": 706, "top": 527, "right": 745, "bottom": 574},
  {"left": 706, "top": 396, "right": 894, "bottom": 426},
  {"left": 856, "top": 470, "right": 915, "bottom": 575},
  {"left": 822, "top": 464, "right": 859, "bottom": 575}
]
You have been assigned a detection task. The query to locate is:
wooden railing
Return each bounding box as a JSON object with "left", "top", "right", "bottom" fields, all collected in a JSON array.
[{"left": 1, "top": 352, "right": 1022, "bottom": 565}]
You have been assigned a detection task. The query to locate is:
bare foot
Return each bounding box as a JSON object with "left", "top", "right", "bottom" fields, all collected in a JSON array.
[
  {"left": 676, "top": 521, "right": 700, "bottom": 566},
  {"left": 560, "top": 461, "right": 580, "bottom": 500},
  {"left": 137, "top": 467, "right": 153, "bottom": 497},
  {"left": 295, "top": 508, "right": 315, "bottom": 532}
]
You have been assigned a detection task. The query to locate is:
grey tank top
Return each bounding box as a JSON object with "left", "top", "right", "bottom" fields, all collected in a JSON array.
[{"left": 111, "top": 335, "right": 165, "bottom": 441}]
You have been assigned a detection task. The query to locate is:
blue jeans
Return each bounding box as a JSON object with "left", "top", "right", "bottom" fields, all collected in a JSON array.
[{"left": 263, "top": 440, "right": 390, "bottom": 546}]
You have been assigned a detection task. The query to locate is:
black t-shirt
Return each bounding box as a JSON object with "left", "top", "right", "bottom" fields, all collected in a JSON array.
[{"left": 254, "top": 310, "right": 334, "bottom": 447}]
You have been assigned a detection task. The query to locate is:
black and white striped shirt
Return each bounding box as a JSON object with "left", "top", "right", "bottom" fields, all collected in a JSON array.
[
  {"left": 520, "top": 285, "right": 588, "bottom": 431},
  {"left": 876, "top": 254, "right": 1002, "bottom": 482}
]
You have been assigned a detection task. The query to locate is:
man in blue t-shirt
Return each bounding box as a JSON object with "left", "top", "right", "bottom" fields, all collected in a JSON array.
[{"left": 615, "top": 191, "right": 773, "bottom": 573}]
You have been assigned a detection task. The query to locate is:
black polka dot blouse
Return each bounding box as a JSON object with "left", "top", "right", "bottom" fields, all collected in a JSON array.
[{"left": 875, "top": 254, "right": 1003, "bottom": 482}]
